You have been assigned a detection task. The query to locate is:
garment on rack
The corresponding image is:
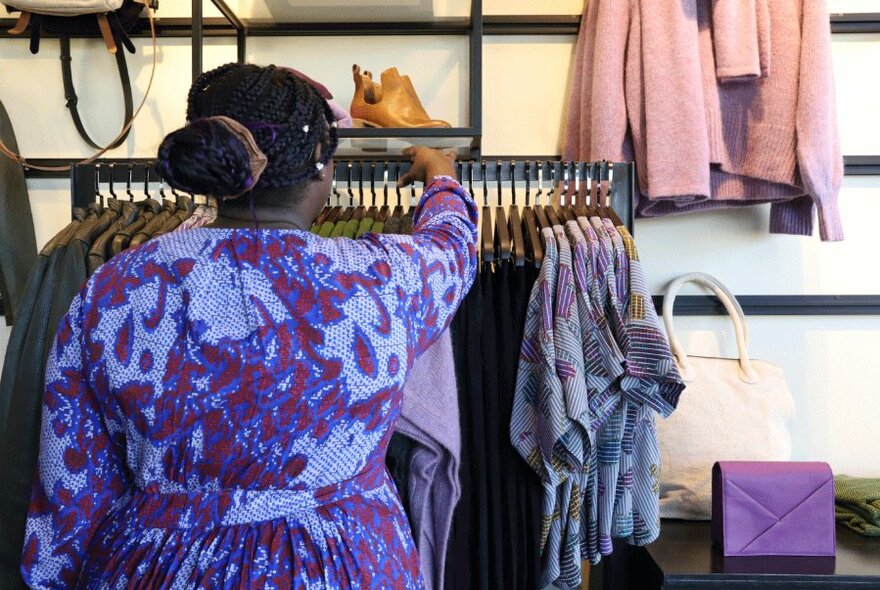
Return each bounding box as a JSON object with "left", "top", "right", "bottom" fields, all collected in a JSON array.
[
  {"left": 564, "top": 0, "right": 843, "bottom": 241},
  {"left": 510, "top": 216, "right": 684, "bottom": 589},
  {"left": 0, "top": 237, "right": 77, "bottom": 590},
  {"left": 396, "top": 329, "right": 461, "bottom": 590},
  {"left": 443, "top": 258, "right": 544, "bottom": 590},
  {"left": 0, "top": 99, "right": 38, "bottom": 325},
  {"left": 0, "top": 192, "right": 210, "bottom": 588},
  {"left": 20, "top": 177, "right": 478, "bottom": 588}
]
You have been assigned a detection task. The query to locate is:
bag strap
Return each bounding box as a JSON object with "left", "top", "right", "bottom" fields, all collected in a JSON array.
[
  {"left": 662, "top": 272, "right": 759, "bottom": 384},
  {"left": 60, "top": 35, "right": 133, "bottom": 150},
  {"left": 0, "top": 1, "right": 155, "bottom": 172}
]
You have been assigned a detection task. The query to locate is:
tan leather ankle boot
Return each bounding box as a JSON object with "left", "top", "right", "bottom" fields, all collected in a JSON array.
[{"left": 350, "top": 64, "right": 451, "bottom": 128}]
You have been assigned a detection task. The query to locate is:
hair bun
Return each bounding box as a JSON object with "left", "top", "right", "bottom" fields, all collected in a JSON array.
[{"left": 156, "top": 118, "right": 254, "bottom": 198}]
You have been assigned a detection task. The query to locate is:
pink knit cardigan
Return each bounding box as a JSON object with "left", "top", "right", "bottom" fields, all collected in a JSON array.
[{"left": 564, "top": 0, "right": 843, "bottom": 241}]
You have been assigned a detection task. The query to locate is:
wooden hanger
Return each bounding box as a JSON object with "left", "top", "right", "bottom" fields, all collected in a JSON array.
[
  {"left": 480, "top": 161, "right": 494, "bottom": 263},
  {"left": 533, "top": 161, "right": 551, "bottom": 231},
  {"left": 494, "top": 161, "right": 512, "bottom": 261},
  {"left": 545, "top": 161, "right": 562, "bottom": 226},
  {"left": 377, "top": 162, "right": 391, "bottom": 222},
  {"left": 521, "top": 160, "right": 543, "bottom": 268},
  {"left": 507, "top": 161, "right": 525, "bottom": 267}
]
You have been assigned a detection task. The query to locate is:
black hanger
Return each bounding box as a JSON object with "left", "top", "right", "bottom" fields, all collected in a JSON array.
[
  {"left": 94, "top": 163, "right": 106, "bottom": 209},
  {"left": 521, "top": 160, "right": 543, "bottom": 268},
  {"left": 494, "top": 161, "right": 512, "bottom": 262},
  {"left": 141, "top": 166, "right": 161, "bottom": 215},
  {"left": 125, "top": 164, "right": 136, "bottom": 202},
  {"left": 352, "top": 162, "right": 366, "bottom": 222},
  {"left": 507, "top": 161, "right": 525, "bottom": 267},
  {"left": 480, "top": 161, "right": 494, "bottom": 263}
]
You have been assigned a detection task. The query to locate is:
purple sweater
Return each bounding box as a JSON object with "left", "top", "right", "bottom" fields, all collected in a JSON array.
[
  {"left": 564, "top": 0, "right": 843, "bottom": 241},
  {"left": 397, "top": 328, "right": 460, "bottom": 590}
]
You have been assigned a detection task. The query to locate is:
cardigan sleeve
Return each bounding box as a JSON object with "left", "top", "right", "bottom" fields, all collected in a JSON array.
[{"left": 772, "top": 0, "right": 843, "bottom": 241}]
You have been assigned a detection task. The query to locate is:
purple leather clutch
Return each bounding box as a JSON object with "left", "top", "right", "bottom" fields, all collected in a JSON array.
[{"left": 711, "top": 461, "right": 836, "bottom": 557}]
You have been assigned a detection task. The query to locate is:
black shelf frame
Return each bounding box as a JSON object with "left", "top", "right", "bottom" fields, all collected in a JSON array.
[
  {"left": 191, "top": 0, "right": 483, "bottom": 158},
  {"left": 4, "top": 7, "right": 880, "bottom": 318}
]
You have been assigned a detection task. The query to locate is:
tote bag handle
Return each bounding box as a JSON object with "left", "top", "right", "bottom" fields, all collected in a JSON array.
[
  {"left": 0, "top": 1, "right": 156, "bottom": 172},
  {"left": 662, "top": 272, "right": 759, "bottom": 384}
]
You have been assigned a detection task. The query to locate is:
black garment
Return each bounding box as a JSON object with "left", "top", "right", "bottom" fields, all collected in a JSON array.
[
  {"left": 480, "top": 264, "right": 506, "bottom": 587},
  {"left": 511, "top": 263, "right": 542, "bottom": 590},
  {"left": 446, "top": 271, "right": 485, "bottom": 590},
  {"left": 0, "top": 100, "right": 37, "bottom": 325},
  {"left": 0, "top": 244, "right": 71, "bottom": 590},
  {"left": 494, "top": 262, "right": 521, "bottom": 589},
  {"left": 0, "top": 218, "right": 91, "bottom": 589},
  {"left": 385, "top": 431, "right": 417, "bottom": 530}
]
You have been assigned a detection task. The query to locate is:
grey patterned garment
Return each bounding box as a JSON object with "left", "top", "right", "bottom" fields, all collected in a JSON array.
[
  {"left": 511, "top": 217, "right": 685, "bottom": 583},
  {"left": 510, "top": 227, "right": 578, "bottom": 589},
  {"left": 551, "top": 224, "right": 587, "bottom": 587}
]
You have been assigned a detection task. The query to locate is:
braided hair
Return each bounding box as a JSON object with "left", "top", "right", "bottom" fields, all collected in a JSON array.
[{"left": 156, "top": 63, "right": 339, "bottom": 198}]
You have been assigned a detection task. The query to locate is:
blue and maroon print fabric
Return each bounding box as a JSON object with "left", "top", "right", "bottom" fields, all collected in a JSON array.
[{"left": 21, "top": 177, "right": 478, "bottom": 589}]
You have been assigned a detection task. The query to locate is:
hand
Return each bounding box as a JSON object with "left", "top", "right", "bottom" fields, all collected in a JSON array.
[{"left": 397, "top": 146, "right": 457, "bottom": 187}]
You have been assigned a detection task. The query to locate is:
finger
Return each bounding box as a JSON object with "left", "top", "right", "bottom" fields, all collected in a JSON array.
[
  {"left": 397, "top": 171, "right": 415, "bottom": 187},
  {"left": 442, "top": 149, "right": 457, "bottom": 161},
  {"left": 401, "top": 146, "right": 416, "bottom": 158}
]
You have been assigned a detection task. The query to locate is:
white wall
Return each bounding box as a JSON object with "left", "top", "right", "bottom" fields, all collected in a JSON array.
[{"left": 1, "top": 1, "right": 879, "bottom": 477}]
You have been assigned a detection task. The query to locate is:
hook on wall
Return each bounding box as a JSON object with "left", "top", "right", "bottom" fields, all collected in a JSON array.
[
  {"left": 108, "top": 163, "right": 117, "bottom": 200},
  {"left": 496, "top": 161, "right": 503, "bottom": 207},
  {"left": 481, "top": 161, "right": 488, "bottom": 206},
  {"left": 94, "top": 164, "right": 105, "bottom": 206},
  {"left": 347, "top": 161, "right": 354, "bottom": 207},
  {"left": 144, "top": 166, "right": 151, "bottom": 200},
  {"left": 383, "top": 162, "right": 389, "bottom": 207},
  {"left": 126, "top": 164, "right": 135, "bottom": 201}
]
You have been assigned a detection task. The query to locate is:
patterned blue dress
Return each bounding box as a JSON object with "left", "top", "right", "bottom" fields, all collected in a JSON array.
[{"left": 20, "top": 178, "right": 478, "bottom": 589}]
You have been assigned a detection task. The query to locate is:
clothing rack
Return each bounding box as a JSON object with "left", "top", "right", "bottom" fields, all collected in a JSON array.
[{"left": 70, "top": 159, "right": 637, "bottom": 233}]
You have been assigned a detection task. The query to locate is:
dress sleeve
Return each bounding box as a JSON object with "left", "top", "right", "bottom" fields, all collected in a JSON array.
[
  {"left": 20, "top": 292, "right": 128, "bottom": 589},
  {"left": 332, "top": 176, "right": 478, "bottom": 358}
]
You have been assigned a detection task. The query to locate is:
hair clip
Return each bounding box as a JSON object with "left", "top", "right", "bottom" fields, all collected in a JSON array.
[
  {"left": 302, "top": 124, "right": 310, "bottom": 134},
  {"left": 330, "top": 121, "right": 338, "bottom": 129},
  {"left": 315, "top": 162, "right": 325, "bottom": 172}
]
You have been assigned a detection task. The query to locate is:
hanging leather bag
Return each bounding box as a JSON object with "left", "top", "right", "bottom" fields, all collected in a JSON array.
[
  {"left": 657, "top": 272, "right": 796, "bottom": 521},
  {"left": 1, "top": 0, "right": 157, "bottom": 160}
]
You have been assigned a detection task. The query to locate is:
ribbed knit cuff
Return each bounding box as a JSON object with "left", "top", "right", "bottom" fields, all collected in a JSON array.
[
  {"left": 817, "top": 196, "right": 844, "bottom": 242},
  {"left": 769, "top": 197, "right": 814, "bottom": 236}
]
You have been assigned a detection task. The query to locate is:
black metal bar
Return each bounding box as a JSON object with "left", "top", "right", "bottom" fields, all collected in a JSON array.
[
  {"left": 340, "top": 127, "right": 480, "bottom": 139},
  {"left": 844, "top": 155, "right": 880, "bottom": 175},
  {"left": 0, "top": 18, "right": 237, "bottom": 39},
  {"left": 192, "top": 0, "right": 203, "bottom": 82},
  {"left": 23, "top": 155, "right": 880, "bottom": 179},
  {"left": 830, "top": 13, "right": 880, "bottom": 33},
  {"left": 483, "top": 13, "right": 880, "bottom": 36},
  {"left": 471, "top": 0, "right": 483, "bottom": 160},
  {"left": 483, "top": 15, "right": 581, "bottom": 36},
  {"left": 237, "top": 28, "right": 246, "bottom": 64},
  {"left": 653, "top": 295, "right": 880, "bottom": 316},
  {"left": 243, "top": 19, "right": 470, "bottom": 36},
  {"left": 209, "top": 0, "right": 245, "bottom": 31}
]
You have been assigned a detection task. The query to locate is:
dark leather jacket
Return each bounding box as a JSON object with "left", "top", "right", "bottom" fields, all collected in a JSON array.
[{"left": 0, "top": 100, "right": 38, "bottom": 326}]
